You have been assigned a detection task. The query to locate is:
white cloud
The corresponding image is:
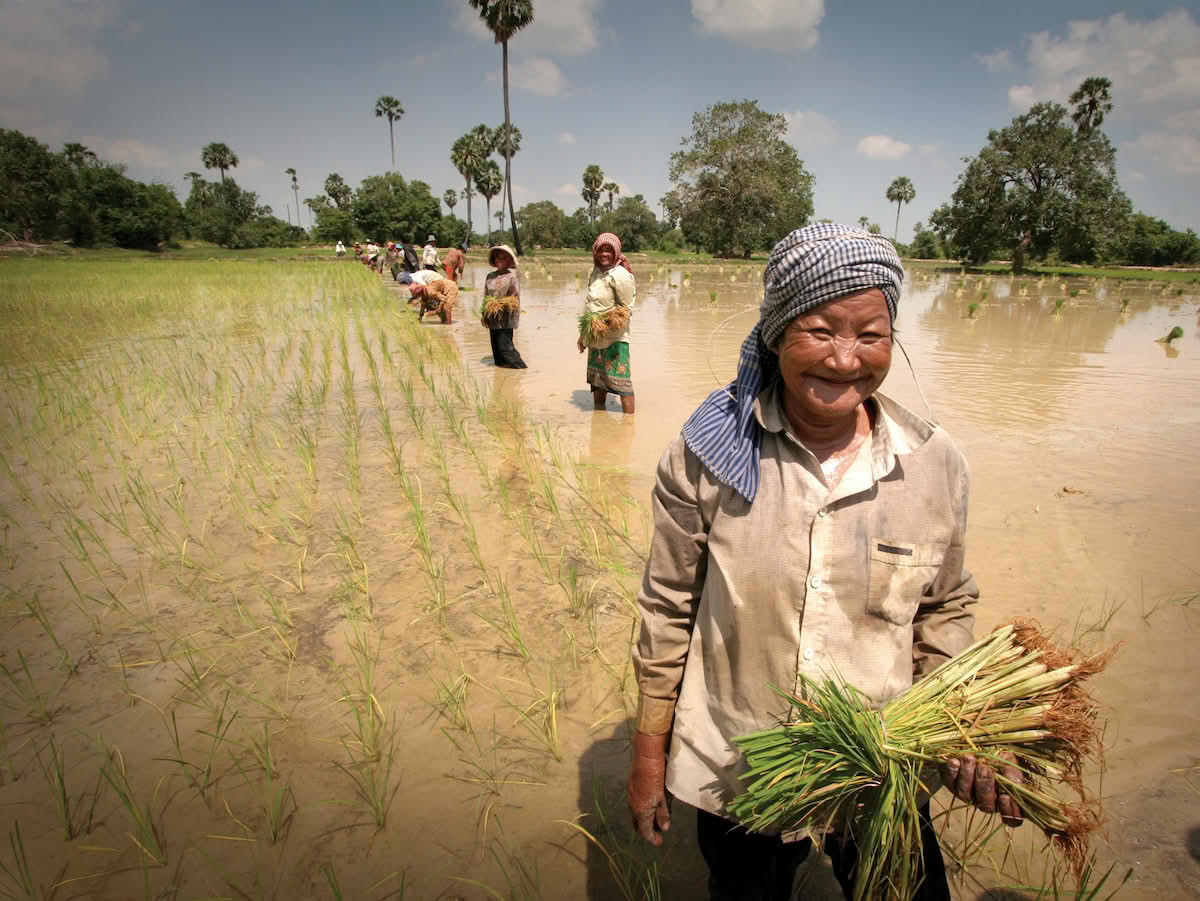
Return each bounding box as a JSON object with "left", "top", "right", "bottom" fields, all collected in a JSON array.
[
  {"left": 82, "top": 136, "right": 172, "bottom": 169},
  {"left": 783, "top": 110, "right": 838, "bottom": 150},
  {"left": 0, "top": 0, "right": 121, "bottom": 105},
  {"left": 1007, "top": 10, "right": 1200, "bottom": 115},
  {"left": 975, "top": 49, "right": 1012, "bottom": 71},
  {"left": 453, "top": 0, "right": 600, "bottom": 56},
  {"left": 554, "top": 183, "right": 578, "bottom": 196},
  {"left": 855, "top": 135, "right": 911, "bottom": 161},
  {"left": 1007, "top": 84, "right": 1036, "bottom": 110},
  {"left": 1123, "top": 133, "right": 1200, "bottom": 175},
  {"left": 691, "top": 0, "right": 824, "bottom": 52},
  {"left": 918, "top": 143, "right": 939, "bottom": 155},
  {"left": 487, "top": 57, "right": 568, "bottom": 97},
  {"left": 556, "top": 131, "right": 577, "bottom": 145}
]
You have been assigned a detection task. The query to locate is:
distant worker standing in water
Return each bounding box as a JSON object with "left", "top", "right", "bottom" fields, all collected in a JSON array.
[
  {"left": 481, "top": 244, "right": 527, "bottom": 369},
  {"left": 578, "top": 232, "right": 636, "bottom": 414},
  {"left": 423, "top": 235, "right": 441, "bottom": 272},
  {"left": 335, "top": 240, "right": 346, "bottom": 256},
  {"left": 443, "top": 243, "right": 466, "bottom": 282}
]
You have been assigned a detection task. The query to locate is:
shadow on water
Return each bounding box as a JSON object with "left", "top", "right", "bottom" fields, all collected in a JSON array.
[{"left": 1188, "top": 825, "right": 1200, "bottom": 861}]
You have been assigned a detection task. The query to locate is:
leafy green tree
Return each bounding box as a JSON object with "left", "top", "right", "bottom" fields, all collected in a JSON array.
[
  {"left": 469, "top": 0, "right": 534, "bottom": 256},
  {"left": 515, "top": 199, "right": 567, "bottom": 248},
  {"left": 307, "top": 194, "right": 354, "bottom": 243},
  {"left": 324, "top": 172, "right": 352, "bottom": 209},
  {"left": 200, "top": 142, "right": 238, "bottom": 182},
  {"left": 885, "top": 177, "right": 915, "bottom": 241},
  {"left": 930, "top": 93, "right": 1129, "bottom": 270},
  {"left": 451, "top": 128, "right": 491, "bottom": 243},
  {"left": 581, "top": 164, "right": 604, "bottom": 224},
  {"left": 475, "top": 160, "right": 503, "bottom": 245},
  {"left": 1069, "top": 77, "right": 1113, "bottom": 134},
  {"left": 908, "top": 221, "right": 941, "bottom": 259},
  {"left": 443, "top": 188, "right": 458, "bottom": 216},
  {"left": 602, "top": 181, "right": 620, "bottom": 212},
  {"left": 351, "top": 172, "right": 440, "bottom": 244},
  {"left": 669, "top": 99, "right": 814, "bottom": 258},
  {"left": 374, "top": 96, "right": 405, "bottom": 170},
  {"left": 1120, "top": 213, "right": 1200, "bottom": 265},
  {"left": 285, "top": 168, "right": 301, "bottom": 227},
  {"left": 605, "top": 194, "right": 657, "bottom": 252}
]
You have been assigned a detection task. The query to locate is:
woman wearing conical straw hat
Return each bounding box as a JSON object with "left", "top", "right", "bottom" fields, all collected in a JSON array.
[
  {"left": 480, "top": 245, "right": 527, "bottom": 369},
  {"left": 627, "top": 223, "right": 1021, "bottom": 900}
]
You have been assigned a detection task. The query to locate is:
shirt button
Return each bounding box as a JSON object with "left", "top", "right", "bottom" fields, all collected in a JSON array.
[
  {"left": 809, "top": 576, "right": 821, "bottom": 590},
  {"left": 803, "top": 647, "right": 815, "bottom": 661}
]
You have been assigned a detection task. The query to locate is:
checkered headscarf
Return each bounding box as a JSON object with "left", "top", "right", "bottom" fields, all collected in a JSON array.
[
  {"left": 681, "top": 223, "right": 904, "bottom": 503},
  {"left": 593, "top": 232, "right": 633, "bottom": 275}
]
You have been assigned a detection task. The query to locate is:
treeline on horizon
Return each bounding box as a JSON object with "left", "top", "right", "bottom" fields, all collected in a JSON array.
[{"left": 3, "top": 79, "right": 1199, "bottom": 269}]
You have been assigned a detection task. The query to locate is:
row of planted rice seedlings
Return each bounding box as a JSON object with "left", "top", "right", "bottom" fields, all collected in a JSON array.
[{"left": 0, "top": 259, "right": 666, "bottom": 898}]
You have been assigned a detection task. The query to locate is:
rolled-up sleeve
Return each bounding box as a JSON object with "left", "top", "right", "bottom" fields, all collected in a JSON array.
[
  {"left": 632, "top": 438, "right": 710, "bottom": 733},
  {"left": 912, "top": 462, "right": 978, "bottom": 678}
]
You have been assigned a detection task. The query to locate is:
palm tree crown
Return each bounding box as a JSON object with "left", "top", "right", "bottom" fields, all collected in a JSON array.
[
  {"left": 1069, "top": 76, "right": 1113, "bottom": 133},
  {"left": 201, "top": 142, "right": 239, "bottom": 182}
]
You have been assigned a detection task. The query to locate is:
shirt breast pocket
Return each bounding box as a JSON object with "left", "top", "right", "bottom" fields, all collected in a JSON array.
[{"left": 867, "top": 538, "right": 946, "bottom": 626}]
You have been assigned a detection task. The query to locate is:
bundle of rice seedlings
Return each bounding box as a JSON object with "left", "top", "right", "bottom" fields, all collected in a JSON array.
[
  {"left": 729, "top": 620, "right": 1115, "bottom": 901},
  {"left": 481, "top": 294, "right": 520, "bottom": 323},
  {"left": 578, "top": 305, "right": 631, "bottom": 345}
]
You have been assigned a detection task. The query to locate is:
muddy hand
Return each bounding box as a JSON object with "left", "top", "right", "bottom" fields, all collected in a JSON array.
[
  {"left": 943, "top": 753, "right": 1024, "bottom": 827},
  {"left": 627, "top": 731, "right": 671, "bottom": 846}
]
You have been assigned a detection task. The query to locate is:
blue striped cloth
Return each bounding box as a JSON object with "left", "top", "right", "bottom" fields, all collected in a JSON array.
[{"left": 681, "top": 224, "right": 904, "bottom": 503}]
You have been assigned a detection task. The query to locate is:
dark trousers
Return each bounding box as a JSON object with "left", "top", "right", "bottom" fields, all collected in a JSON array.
[
  {"left": 697, "top": 804, "right": 950, "bottom": 901},
  {"left": 488, "top": 328, "right": 527, "bottom": 368}
]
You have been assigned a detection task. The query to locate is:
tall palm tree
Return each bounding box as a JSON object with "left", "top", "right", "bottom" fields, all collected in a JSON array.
[
  {"left": 858, "top": 216, "right": 870, "bottom": 229},
  {"left": 451, "top": 129, "right": 490, "bottom": 244},
  {"left": 1068, "top": 76, "right": 1113, "bottom": 134},
  {"left": 468, "top": 0, "right": 534, "bottom": 257},
  {"left": 443, "top": 189, "right": 458, "bottom": 217},
  {"left": 476, "top": 161, "right": 503, "bottom": 245},
  {"left": 602, "top": 181, "right": 620, "bottom": 212},
  {"left": 374, "top": 96, "right": 405, "bottom": 170},
  {"left": 201, "top": 142, "right": 238, "bottom": 182},
  {"left": 885, "top": 176, "right": 916, "bottom": 241},
  {"left": 285, "top": 168, "right": 301, "bottom": 228},
  {"left": 493, "top": 122, "right": 521, "bottom": 231},
  {"left": 581, "top": 164, "right": 604, "bottom": 225}
]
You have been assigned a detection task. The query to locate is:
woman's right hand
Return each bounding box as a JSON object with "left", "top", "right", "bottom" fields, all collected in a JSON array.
[
  {"left": 577, "top": 337, "right": 585, "bottom": 354},
  {"left": 627, "top": 731, "right": 671, "bottom": 846}
]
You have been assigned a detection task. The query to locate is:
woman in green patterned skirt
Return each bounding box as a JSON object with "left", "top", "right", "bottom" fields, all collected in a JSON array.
[{"left": 577, "top": 232, "right": 636, "bottom": 414}]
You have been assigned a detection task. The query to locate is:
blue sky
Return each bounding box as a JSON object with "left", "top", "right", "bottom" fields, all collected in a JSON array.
[{"left": 3, "top": 0, "right": 1198, "bottom": 239}]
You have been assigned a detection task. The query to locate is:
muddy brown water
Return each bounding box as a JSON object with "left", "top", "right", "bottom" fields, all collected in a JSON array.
[
  {"left": 0, "top": 258, "right": 1197, "bottom": 900},
  {"left": 447, "top": 259, "right": 1200, "bottom": 898}
]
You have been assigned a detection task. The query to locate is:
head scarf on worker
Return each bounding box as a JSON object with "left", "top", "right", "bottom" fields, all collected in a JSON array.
[
  {"left": 592, "top": 232, "right": 633, "bottom": 276},
  {"left": 681, "top": 223, "right": 904, "bottom": 503}
]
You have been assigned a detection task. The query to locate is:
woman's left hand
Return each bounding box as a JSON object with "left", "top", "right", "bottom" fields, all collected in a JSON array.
[
  {"left": 942, "top": 753, "right": 1024, "bottom": 827},
  {"left": 576, "top": 338, "right": 585, "bottom": 354}
]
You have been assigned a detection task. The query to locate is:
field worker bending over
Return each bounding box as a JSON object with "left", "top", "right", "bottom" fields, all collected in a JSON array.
[
  {"left": 443, "top": 243, "right": 466, "bottom": 282},
  {"left": 628, "top": 224, "right": 1018, "bottom": 901},
  {"left": 409, "top": 275, "right": 458, "bottom": 325},
  {"left": 422, "top": 235, "right": 441, "bottom": 271},
  {"left": 335, "top": 241, "right": 346, "bottom": 256}
]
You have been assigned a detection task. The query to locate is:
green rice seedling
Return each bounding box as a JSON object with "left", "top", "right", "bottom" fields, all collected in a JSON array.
[
  {"left": 1054, "top": 298, "right": 1065, "bottom": 314},
  {"left": 335, "top": 718, "right": 399, "bottom": 831},
  {"left": 497, "top": 670, "right": 562, "bottom": 761},
  {"left": 23, "top": 595, "right": 72, "bottom": 672},
  {"left": 516, "top": 510, "right": 556, "bottom": 584},
  {"left": 0, "top": 651, "right": 61, "bottom": 725},
  {"left": 1070, "top": 288, "right": 1080, "bottom": 298},
  {"left": 261, "top": 755, "right": 297, "bottom": 843},
  {"left": 33, "top": 736, "right": 101, "bottom": 840},
  {"left": 340, "top": 621, "right": 385, "bottom": 760},
  {"left": 1157, "top": 326, "right": 1184, "bottom": 344},
  {"left": 100, "top": 744, "right": 166, "bottom": 866},
  {"left": 0, "top": 822, "right": 39, "bottom": 901},
  {"left": 967, "top": 303, "right": 979, "bottom": 319},
  {"left": 476, "top": 573, "right": 531, "bottom": 664},
  {"left": 1119, "top": 297, "right": 1130, "bottom": 313},
  {"left": 432, "top": 670, "right": 474, "bottom": 735},
  {"left": 157, "top": 691, "right": 237, "bottom": 801},
  {"left": 558, "top": 559, "right": 599, "bottom": 620},
  {"left": 709, "top": 290, "right": 718, "bottom": 304}
]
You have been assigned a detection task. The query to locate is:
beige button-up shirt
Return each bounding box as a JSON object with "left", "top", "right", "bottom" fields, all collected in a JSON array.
[
  {"left": 583, "top": 265, "right": 636, "bottom": 348},
  {"left": 632, "top": 384, "right": 978, "bottom": 820}
]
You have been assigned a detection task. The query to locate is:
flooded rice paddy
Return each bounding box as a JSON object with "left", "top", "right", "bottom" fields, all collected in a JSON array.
[{"left": 0, "top": 255, "right": 1197, "bottom": 899}]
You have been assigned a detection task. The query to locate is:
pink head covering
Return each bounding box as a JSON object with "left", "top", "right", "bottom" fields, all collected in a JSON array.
[{"left": 592, "top": 232, "right": 632, "bottom": 276}]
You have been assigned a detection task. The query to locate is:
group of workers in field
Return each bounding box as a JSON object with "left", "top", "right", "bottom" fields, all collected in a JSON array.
[{"left": 342, "top": 234, "right": 465, "bottom": 325}]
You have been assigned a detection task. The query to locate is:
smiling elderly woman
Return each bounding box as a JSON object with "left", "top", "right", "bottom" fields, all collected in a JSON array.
[{"left": 627, "top": 224, "right": 1019, "bottom": 901}]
